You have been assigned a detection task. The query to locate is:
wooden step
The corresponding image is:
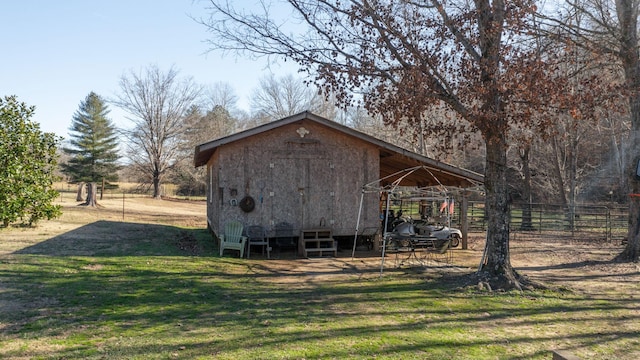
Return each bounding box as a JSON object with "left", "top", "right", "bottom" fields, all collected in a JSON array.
[{"left": 304, "top": 247, "right": 337, "bottom": 257}]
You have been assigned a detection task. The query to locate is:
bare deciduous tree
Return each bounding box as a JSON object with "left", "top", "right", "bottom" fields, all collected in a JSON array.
[
  {"left": 203, "top": 81, "right": 239, "bottom": 115},
  {"left": 250, "top": 73, "right": 338, "bottom": 123},
  {"left": 114, "top": 65, "right": 202, "bottom": 199},
  {"left": 192, "top": 81, "right": 240, "bottom": 144},
  {"left": 540, "top": 0, "right": 640, "bottom": 261},
  {"left": 171, "top": 102, "right": 240, "bottom": 196}
]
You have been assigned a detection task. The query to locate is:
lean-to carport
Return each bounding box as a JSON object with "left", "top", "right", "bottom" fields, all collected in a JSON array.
[{"left": 350, "top": 165, "right": 484, "bottom": 274}]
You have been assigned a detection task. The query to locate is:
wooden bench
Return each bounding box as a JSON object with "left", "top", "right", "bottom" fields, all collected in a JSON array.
[{"left": 300, "top": 229, "right": 337, "bottom": 258}]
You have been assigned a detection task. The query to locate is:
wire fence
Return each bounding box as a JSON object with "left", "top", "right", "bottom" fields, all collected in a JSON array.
[
  {"left": 458, "top": 202, "right": 628, "bottom": 244},
  {"left": 55, "top": 182, "right": 206, "bottom": 202}
]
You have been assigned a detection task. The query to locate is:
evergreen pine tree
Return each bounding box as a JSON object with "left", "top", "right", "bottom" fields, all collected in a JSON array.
[{"left": 61, "top": 92, "right": 121, "bottom": 185}]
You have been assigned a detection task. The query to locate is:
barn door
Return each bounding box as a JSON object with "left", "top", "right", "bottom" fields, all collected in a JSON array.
[
  {"left": 270, "top": 158, "right": 305, "bottom": 230},
  {"left": 305, "top": 159, "right": 334, "bottom": 229},
  {"left": 269, "top": 158, "right": 334, "bottom": 231}
]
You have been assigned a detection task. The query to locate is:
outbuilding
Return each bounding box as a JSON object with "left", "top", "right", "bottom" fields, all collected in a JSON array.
[{"left": 194, "top": 111, "right": 483, "bottom": 255}]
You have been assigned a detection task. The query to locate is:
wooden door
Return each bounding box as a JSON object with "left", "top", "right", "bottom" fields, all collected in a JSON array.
[
  {"left": 305, "top": 159, "right": 334, "bottom": 229},
  {"left": 269, "top": 158, "right": 334, "bottom": 230},
  {"left": 270, "top": 157, "right": 305, "bottom": 230}
]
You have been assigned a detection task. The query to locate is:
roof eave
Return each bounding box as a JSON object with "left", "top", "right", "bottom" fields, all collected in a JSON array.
[{"left": 193, "top": 111, "right": 484, "bottom": 186}]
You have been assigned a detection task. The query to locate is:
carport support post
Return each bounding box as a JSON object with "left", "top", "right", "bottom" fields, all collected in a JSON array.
[
  {"left": 461, "top": 192, "right": 469, "bottom": 250},
  {"left": 351, "top": 190, "right": 365, "bottom": 259},
  {"left": 380, "top": 191, "right": 392, "bottom": 276}
]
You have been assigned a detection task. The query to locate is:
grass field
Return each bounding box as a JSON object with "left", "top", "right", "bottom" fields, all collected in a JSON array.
[{"left": 0, "top": 196, "right": 638, "bottom": 359}]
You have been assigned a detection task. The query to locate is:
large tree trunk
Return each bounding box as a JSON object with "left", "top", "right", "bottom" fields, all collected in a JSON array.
[
  {"left": 621, "top": 75, "right": 640, "bottom": 262},
  {"left": 82, "top": 182, "right": 98, "bottom": 207},
  {"left": 76, "top": 182, "right": 85, "bottom": 202},
  {"left": 480, "top": 136, "right": 522, "bottom": 289},
  {"left": 617, "top": 0, "right": 640, "bottom": 262},
  {"left": 472, "top": 0, "right": 525, "bottom": 289},
  {"left": 623, "top": 153, "right": 640, "bottom": 261},
  {"left": 152, "top": 169, "right": 162, "bottom": 199}
]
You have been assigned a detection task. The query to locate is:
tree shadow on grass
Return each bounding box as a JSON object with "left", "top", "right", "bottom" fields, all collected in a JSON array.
[
  {"left": 4, "top": 223, "right": 640, "bottom": 359},
  {"left": 13, "top": 220, "right": 214, "bottom": 257},
  {"left": 2, "top": 254, "right": 638, "bottom": 360}
]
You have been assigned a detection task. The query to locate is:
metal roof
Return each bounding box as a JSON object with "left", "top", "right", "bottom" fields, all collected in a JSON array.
[{"left": 194, "top": 111, "right": 483, "bottom": 188}]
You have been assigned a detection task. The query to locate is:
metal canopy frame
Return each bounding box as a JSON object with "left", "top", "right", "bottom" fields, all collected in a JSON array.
[{"left": 350, "top": 165, "right": 484, "bottom": 275}]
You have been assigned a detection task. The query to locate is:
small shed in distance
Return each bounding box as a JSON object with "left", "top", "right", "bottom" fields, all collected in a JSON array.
[{"left": 194, "top": 111, "right": 483, "bottom": 253}]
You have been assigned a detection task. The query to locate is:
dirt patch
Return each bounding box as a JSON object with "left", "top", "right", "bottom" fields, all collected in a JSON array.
[
  {"left": 508, "top": 238, "right": 640, "bottom": 296},
  {"left": 248, "top": 236, "right": 639, "bottom": 297}
]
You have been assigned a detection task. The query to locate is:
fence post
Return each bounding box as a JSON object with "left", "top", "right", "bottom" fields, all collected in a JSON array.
[
  {"left": 538, "top": 205, "right": 542, "bottom": 235},
  {"left": 606, "top": 207, "right": 611, "bottom": 243},
  {"left": 461, "top": 194, "right": 468, "bottom": 249},
  {"left": 122, "top": 191, "right": 125, "bottom": 222}
]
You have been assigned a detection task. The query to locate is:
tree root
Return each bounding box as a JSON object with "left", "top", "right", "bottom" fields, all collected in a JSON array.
[
  {"left": 466, "top": 270, "right": 549, "bottom": 292},
  {"left": 613, "top": 248, "right": 639, "bottom": 263}
]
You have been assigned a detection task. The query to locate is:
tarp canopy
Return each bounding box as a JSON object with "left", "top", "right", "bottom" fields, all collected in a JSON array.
[{"left": 363, "top": 165, "right": 484, "bottom": 195}]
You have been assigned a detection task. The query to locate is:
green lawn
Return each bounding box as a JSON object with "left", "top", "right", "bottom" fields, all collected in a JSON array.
[{"left": 0, "top": 201, "right": 638, "bottom": 359}]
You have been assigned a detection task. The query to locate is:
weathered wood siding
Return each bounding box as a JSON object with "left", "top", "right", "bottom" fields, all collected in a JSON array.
[{"left": 206, "top": 119, "right": 379, "bottom": 237}]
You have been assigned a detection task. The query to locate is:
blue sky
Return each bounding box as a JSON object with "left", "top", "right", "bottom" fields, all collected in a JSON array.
[{"left": 0, "top": 0, "right": 299, "bottom": 139}]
